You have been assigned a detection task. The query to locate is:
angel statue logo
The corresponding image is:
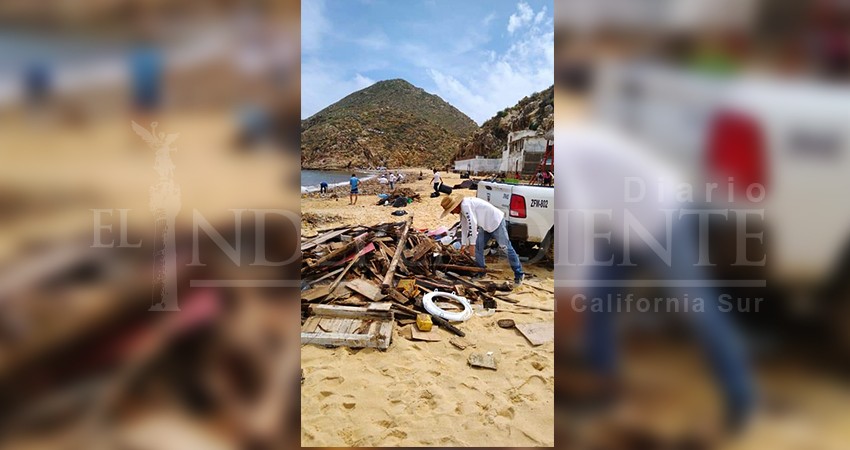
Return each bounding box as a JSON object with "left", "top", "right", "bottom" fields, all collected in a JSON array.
[{"left": 133, "top": 121, "right": 181, "bottom": 311}]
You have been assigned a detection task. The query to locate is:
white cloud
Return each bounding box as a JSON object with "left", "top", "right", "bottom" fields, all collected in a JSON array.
[
  {"left": 302, "top": 60, "right": 376, "bottom": 118},
  {"left": 428, "top": 4, "right": 553, "bottom": 124},
  {"left": 302, "top": 0, "right": 330, "bottom": 53},
  {"left": 534, "top": 7, "right": 546, "bottom": 24},
  {"left": 507, "top": 2, "right": 534, "bottom": 34}
]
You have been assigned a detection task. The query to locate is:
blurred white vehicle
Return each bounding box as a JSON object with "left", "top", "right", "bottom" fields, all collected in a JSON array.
[{"left": 594, "top": 62, "right": 850, "bottom": 315}]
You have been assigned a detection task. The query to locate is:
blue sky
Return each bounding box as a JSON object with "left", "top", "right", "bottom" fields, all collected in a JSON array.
[{"left": 302, "top": 0, "right": 554, "bottom": 124}]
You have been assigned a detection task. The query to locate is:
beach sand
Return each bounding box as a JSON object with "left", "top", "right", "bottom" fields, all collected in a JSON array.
[{"left": 300, "top": 171, "right": 555, "bottom": 447}]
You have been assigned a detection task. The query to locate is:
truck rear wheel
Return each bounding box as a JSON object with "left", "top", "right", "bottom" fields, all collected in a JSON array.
[{"left": 513, "top": 228, "right": 553, "bottom": 265}]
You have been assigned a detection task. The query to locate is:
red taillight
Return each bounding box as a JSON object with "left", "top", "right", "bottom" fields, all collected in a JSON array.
[
  {"left": 510, "top": 194, "right": 526, "bottom": 218},
  {"left": 706, "top": 110, "right": 767, "bottom": 200}
]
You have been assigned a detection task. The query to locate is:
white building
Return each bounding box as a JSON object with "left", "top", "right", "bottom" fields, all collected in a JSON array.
[{"left": 499, "top": 130, "right": 550, "bottom": 175}]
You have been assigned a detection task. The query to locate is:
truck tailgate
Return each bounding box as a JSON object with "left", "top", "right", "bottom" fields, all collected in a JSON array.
[{"left": 477, "top": 181, "right": 512, "bottom": 216}]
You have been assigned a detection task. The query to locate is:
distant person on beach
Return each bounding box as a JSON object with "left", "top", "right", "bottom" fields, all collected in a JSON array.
[
  {"left": 24, "top": 60, "right": 52, "bottom": 111},
  {"left": 130, "top": 42, "right": 164, "bottom": 119},
  {"left": 440, "top": 195, "right": 524, "bottom": 286},
  {"left": 389, "top": 172, "right": 397, "bottom": 190},
  {"left": 431, "top": 169, "right": 442, "bottom": 193},
  {"left": 349, "top": 174, "right": 359, "bottom": 205},
  {"left": 319, "top": 181, "right": 328, "bottom": 194}
]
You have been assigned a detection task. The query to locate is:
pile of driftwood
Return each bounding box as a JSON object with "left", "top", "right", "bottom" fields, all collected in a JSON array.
[{"left": 300, "top": 216, "right": 512, "bottom": 347}]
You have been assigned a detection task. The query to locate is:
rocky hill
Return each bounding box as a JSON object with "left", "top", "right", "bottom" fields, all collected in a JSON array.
[
  {"left": 301, "top": 79, "right": 478, "bottom": 169},
  {"left": 455, "top": 85, "right": 554, "bottom": 160}
]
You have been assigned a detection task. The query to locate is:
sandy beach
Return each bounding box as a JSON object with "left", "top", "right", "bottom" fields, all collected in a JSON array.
[{"left": 300, "top": 171, "right": 556, "bottom": 447}]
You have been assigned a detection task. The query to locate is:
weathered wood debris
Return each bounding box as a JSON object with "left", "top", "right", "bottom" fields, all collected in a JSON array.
[{"left": 300, "top": 216, "right": 513, "bottom": 344}]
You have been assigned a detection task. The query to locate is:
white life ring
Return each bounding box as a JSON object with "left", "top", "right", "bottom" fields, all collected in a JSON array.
[{"left": 422, "top": 291, "right": 473, "bottom": 322}]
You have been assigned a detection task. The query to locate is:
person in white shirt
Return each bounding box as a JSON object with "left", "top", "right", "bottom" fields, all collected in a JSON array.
[
  {"left": 431, "top": 169, "right": 442, "bottom": 193},
  {"left": 389, "top": 172, "right": 397, "bottom": 190},
  {"left": 441, "top": 195, "right": 524, "bottom": 285},
  {"left": 556, "top": 56, "right": 753, "bottom": 433}
]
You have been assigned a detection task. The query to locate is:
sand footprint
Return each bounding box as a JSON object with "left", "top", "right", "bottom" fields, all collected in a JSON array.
[{"left": 322, "top": 375, "right": 346, "bottom": 384}]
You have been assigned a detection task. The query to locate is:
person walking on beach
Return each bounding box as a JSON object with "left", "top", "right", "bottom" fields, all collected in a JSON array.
[
  {"left": 349, "top": 173, "right": 359, "bottom": 205},
  {"left": 389, "top": 172, "right": 397, "bottom": 190},
  {"left": 431, "top": 169, "right": 442, "bottom": 193},
  {"left": 440, "top": 195, "right": 524, "bottom": 286},
  {"left": 319, "top": 181, "right": 328, "bottom": 194}
]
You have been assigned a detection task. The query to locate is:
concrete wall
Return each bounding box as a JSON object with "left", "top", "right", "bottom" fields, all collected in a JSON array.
[{"left": 454, "top": 157, "right": 502, "bottom": 174}]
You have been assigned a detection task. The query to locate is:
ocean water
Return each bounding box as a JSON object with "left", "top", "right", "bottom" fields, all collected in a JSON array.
[{"left": 301, "top": 170, "right": 372, "bottom": 193}]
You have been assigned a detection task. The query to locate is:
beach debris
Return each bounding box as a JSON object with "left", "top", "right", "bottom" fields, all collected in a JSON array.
[
  {"left": 346, "top": 278, "right": 385, "bottom": 302},
  {"left": 301, "top": 304, "right": 394, "bottom": 350},
  {"left": 396, "top": 278, "right": 419, "bottom": 298},
  {"left": 391, "top": 210, "right": 407, "bottom": 216},
  {"left": 382, "top": 216, "right": 413, "bottom": 292},
  {"left": 423, "top": 291, "right": 472, "bottom": 322},
  {"left": 515, "top": 322, "right": 554, "bottom": 346},
  {"left": 407, "top": 325, "right": 442, "bottom": 342},
  {"left": 451, "top": 179, "right": 478, "bottom": 190},
  {"left": 468, "top": 351, "right": 498, "bottom": 370},
  {"left": 449, "top": 337, "right": 474, "bottom": 350},
  {"left": 429, "top": 315, "right": 466, "bottom": 337},
  {"left": 416, "top": 314, "right": 433, "bottom": 331},
  {"left": 301, "top": 218, "right": 516, "bottom": 348},
  {"left": 497, "top": 319, "right": 516, "bottom": 329}
]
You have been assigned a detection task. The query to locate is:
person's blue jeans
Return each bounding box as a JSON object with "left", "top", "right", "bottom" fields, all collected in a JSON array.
[
  {"left": 583, "top": 218, "right": 755, "bottom": 429},
  {"left": 475, "top": 219, "right": 523, "bottom": 279}
]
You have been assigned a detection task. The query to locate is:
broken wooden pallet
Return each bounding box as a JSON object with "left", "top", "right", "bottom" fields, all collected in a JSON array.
[{"left": 301, "top": 304, "right": 394, "bottom": 350}]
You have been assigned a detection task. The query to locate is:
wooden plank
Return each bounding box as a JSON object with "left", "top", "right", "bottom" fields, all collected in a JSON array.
[
  {"left": 382, "top": 215, "right": 413, "bottom": 292},
  {"left": 301, "top": 228, "right": 348, "bottom": 251},
  {"left": 515, "top": 322, "right": 554, "bottom": 346},
  {"left": 301, "top": 304, "right": 394, "bottom": 349},
  {"left": 377, "top": 321, "right": 393, "bottom": 347},
  {"left": 368, "top": 302, "right": 393, "bottom": 311},
  {"left": 411, "top": 240, "right": 435, "bottom": 261},
  {"left": 408, "top": 326, "right": 442, "bottom": 342},
  {"left": 325, "top": 242, "right": 375, "bottom": 298},
  {"left": 301, "top": 286, "right": 330, "bottom": 302},
  {"left": 301, "top": 332, "right": 386, "bottom": 349},
  {"left": 308, "top": 304, "right": 392, "bottom": 320},
  {"left": 346, "top": 278, "right": 386, "bottom": 301},
  {"left": 386, "top": 287, "right": 411, "bottom": 305},
  {"left": 303, "top": 232, "right": 373, "bottom": 273},
  {"left": 303, "top": 317, "right": 321, "bottom": 333}
]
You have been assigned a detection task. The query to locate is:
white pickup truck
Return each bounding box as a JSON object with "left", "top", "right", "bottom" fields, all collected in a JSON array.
[
  {"left": 477, "top": 181, "right": 554, "bottom": 263},
  {"left": 594, "top": 62, "right": 850, "bottom": 343}
]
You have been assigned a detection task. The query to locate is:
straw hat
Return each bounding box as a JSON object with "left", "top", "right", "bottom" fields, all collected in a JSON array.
[{"left": 440, "top": 195, "right": 463, "bottom": 218}]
